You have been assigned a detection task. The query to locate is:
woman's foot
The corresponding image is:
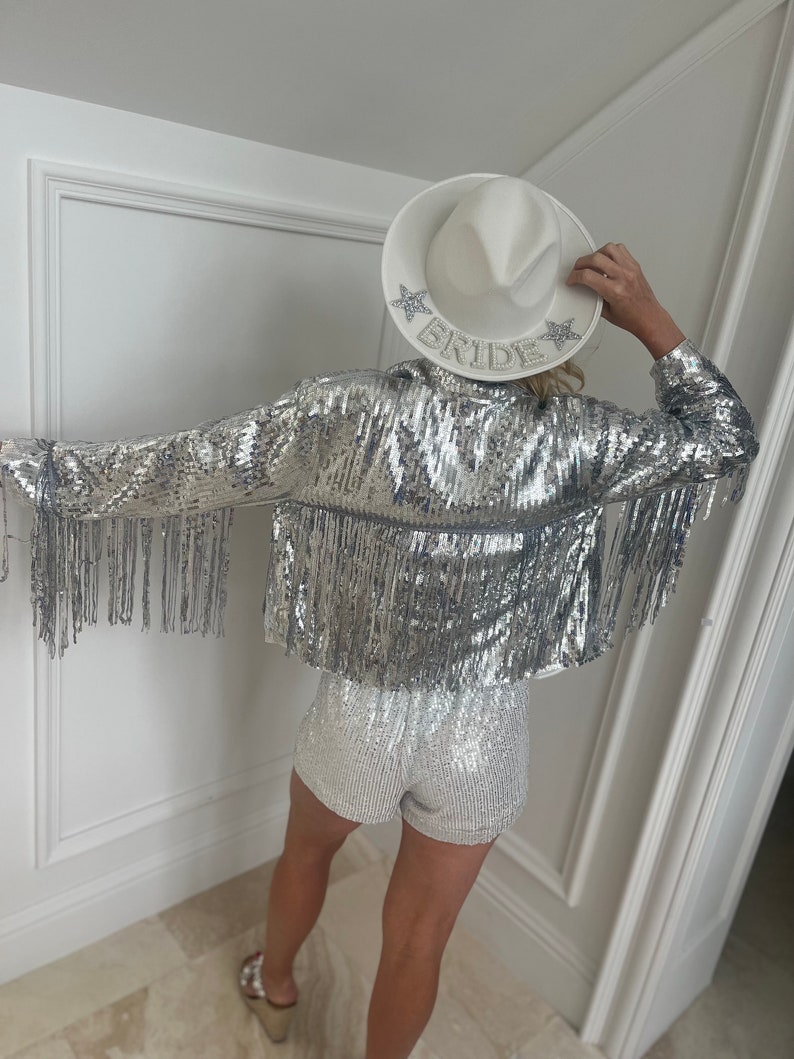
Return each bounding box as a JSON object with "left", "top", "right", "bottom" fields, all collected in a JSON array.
[{"left": 239, "top": 952, "right": 298, "bottom": 1043}]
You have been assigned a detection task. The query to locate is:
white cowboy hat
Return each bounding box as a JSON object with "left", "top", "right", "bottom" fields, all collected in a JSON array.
[{"left": 381, "top": 173, "right": 602, "bottom": 381}]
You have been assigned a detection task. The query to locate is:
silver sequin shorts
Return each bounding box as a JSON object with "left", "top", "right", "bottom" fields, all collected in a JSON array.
[{"left": 292, "top": 672, "right": 530, "bottom": 845}]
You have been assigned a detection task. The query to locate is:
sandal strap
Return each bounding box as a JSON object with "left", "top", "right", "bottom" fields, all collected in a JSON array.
[{"left": 239, "top": 951, "right": 266, "bottom": 998}]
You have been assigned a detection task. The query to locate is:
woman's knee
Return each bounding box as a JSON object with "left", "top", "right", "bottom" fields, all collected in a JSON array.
[{"left": 381, "top": 905, "right": 458, "bottom": 964}]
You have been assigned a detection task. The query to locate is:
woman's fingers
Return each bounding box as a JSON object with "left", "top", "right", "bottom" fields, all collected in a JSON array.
[
  {"left": 564, "top": 242, "right": 684, "bottom": 355},
  {"left": 569, "top": 243, "right": 639, "bottom": 279},
  {"left": 570, "top": 248, "right": 620, "bottom": 277},
  {"left": 565, "top": 266, "right": 612, "bottom": 297},
  {"left": 567, "top": 242, "right": 649, "bottom": 304}
]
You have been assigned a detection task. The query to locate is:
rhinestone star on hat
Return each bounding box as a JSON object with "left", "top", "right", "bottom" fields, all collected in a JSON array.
[
  {"left": 391, "top": 285, "right": 432, "bottom": 323},
  {"left": 539, "top": 318, "right": 582, "bottom": 351}
]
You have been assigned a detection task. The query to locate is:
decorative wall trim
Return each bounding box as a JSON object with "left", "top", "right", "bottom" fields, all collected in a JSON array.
[
  {"left": 46, "top": 755, "right": 294, "bottom": 865},
  {"left": 560, "top": 635, "right": 647, "bottom": 908},
  {"left": 34, "top": 651, "right": 61, "bottom": 871},
  {"left": 0, "top": 794, "right": 290, "bottom": 986},
  {"left": 582, "top": 5, "right": 794, "bottom": 1051},
  {"left": 28, "top": 159, "right": 391, "bottom": 438},
  {"left": 523, "top": 0, "right": 786, "bottom": 185},
  {"left": 496, "top": 832, "right": 569, "bottom": 903},
  {"left": 476, "top": 862, "right": 598, "bottom": 984},
  {"left": 702, "top": 7, "right": 794, "bottom": 359},
  {"left": 28, "top": 160, "right": 392, "bottom": 867}
]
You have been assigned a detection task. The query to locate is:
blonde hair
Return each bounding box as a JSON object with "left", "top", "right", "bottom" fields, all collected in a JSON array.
[{"left": 514, "top": 358, "right": 585, "bottom": 404}]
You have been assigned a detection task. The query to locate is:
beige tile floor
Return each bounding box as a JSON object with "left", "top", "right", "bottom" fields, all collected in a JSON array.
[
  {"left": 0, "top": 831, "right": 601, "bottom": 1059},
  {"left": 1, "top": 768, "right": 791, "bottom": 1059}
]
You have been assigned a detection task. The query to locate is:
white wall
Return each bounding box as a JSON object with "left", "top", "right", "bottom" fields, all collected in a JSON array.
[{"left": 0, "top": 82, "right": 425, "bottom": 984}]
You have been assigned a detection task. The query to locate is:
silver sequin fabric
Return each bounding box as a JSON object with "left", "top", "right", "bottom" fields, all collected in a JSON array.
[
  {"left": 293, "top": 671, "right": 530, "bottom": 844},
  {"left": 1, "top": 340, "right": 759, "bottom": 679}
]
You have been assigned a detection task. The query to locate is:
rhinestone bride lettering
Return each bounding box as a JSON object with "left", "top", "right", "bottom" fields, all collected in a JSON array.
[{"left": 417, "top": 316, "right": 546, "bottom": 372}]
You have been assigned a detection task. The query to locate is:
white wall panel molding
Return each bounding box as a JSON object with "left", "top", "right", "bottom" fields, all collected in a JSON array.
[
  {"left": 703, "top": 2, "right": 794, "bottom": 359},
  {"left": 28, "top": 159, "right": 392, "bottom": 437},
  {"left": 523, "top": 0, "right": 785, "bottom": 186},
  {"left": 0, "top": 792, "right": 290, "bottom": 985},
  {"left": 28, "top": 159, "right": 392, "bottom": 869},
  {"left": 475, "top": 862, "right": 598, "bottom": 985},
  {"left": 712, "top": 621, "right": 794, "bottom": 929},
  {"left": 496, "top": 632, "right": 662, "bottom": 914},
  {"left": 583, "top": 6, "right": 794, "bottom": 1052},
  {"left": 560, "top": 641, "right": 649, "bottom": 908},
  {"left": 32, "top": 614, "right": 294, "bottom": 867},
  {"left": 43, "top": 750, "right": 293, "bottom": 865},
  {"left": 680, "top": 568, "right": 794, "bottom": 960},
  {"left": 496, "top": 832, "right": 569, "bottom": 903}
]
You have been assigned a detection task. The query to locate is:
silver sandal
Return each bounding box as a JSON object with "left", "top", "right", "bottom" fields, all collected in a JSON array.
[{"left": 239, "top": 951, "right": 297, "bottom": 1043}]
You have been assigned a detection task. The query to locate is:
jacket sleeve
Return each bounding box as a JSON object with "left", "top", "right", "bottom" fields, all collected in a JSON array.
[
  {"left": 1, "top": 382, "right": 318, "bottom": 519},
  {"left": 582, "top": 338, "right": 759, "bottom": 505}
]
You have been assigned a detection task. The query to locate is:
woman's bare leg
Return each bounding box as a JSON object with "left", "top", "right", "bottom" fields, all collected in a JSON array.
[
  {"left": 366, "top": 819, "right": 496, "bottom": 1059},
  {"left": 242, "top": 768, "right": 361, "bottom": 1005}
]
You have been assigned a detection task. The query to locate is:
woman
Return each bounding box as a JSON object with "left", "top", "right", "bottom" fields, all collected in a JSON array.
[{"left": 1, "top": 176, "right": 758, "bottom": 1059}]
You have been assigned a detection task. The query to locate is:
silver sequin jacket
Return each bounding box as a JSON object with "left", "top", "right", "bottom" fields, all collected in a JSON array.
[{"left": 1, "top": 340, "right": 758, "bottom": 687}]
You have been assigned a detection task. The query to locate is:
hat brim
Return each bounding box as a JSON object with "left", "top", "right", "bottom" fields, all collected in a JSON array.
[{"left": 382, "top": 174, "right": 602, "bottom": 382}]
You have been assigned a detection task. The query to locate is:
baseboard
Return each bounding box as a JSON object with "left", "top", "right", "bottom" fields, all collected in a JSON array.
[{"left": 0, "top": 800, "right": 289, "bottom": 986}]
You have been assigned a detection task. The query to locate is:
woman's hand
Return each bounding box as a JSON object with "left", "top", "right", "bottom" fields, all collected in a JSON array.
[{"left": 566, "top": 243, "right": 685, "bottom": 360}]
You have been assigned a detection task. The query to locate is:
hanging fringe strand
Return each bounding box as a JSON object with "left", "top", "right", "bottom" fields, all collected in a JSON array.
[
  {"left": 598, "top": 466, "right": 750, "bottom": 642},
  {"left": 30, "top": 506, "right": 234, "bottom": 658},
  {"left": 0, "top": 469, "right": 9, "bottom": 584}
]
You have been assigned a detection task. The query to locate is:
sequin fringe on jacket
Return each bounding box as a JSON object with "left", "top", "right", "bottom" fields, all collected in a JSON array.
[{"left": 0, "top": 340, "right": 759, "bottom": 689}]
